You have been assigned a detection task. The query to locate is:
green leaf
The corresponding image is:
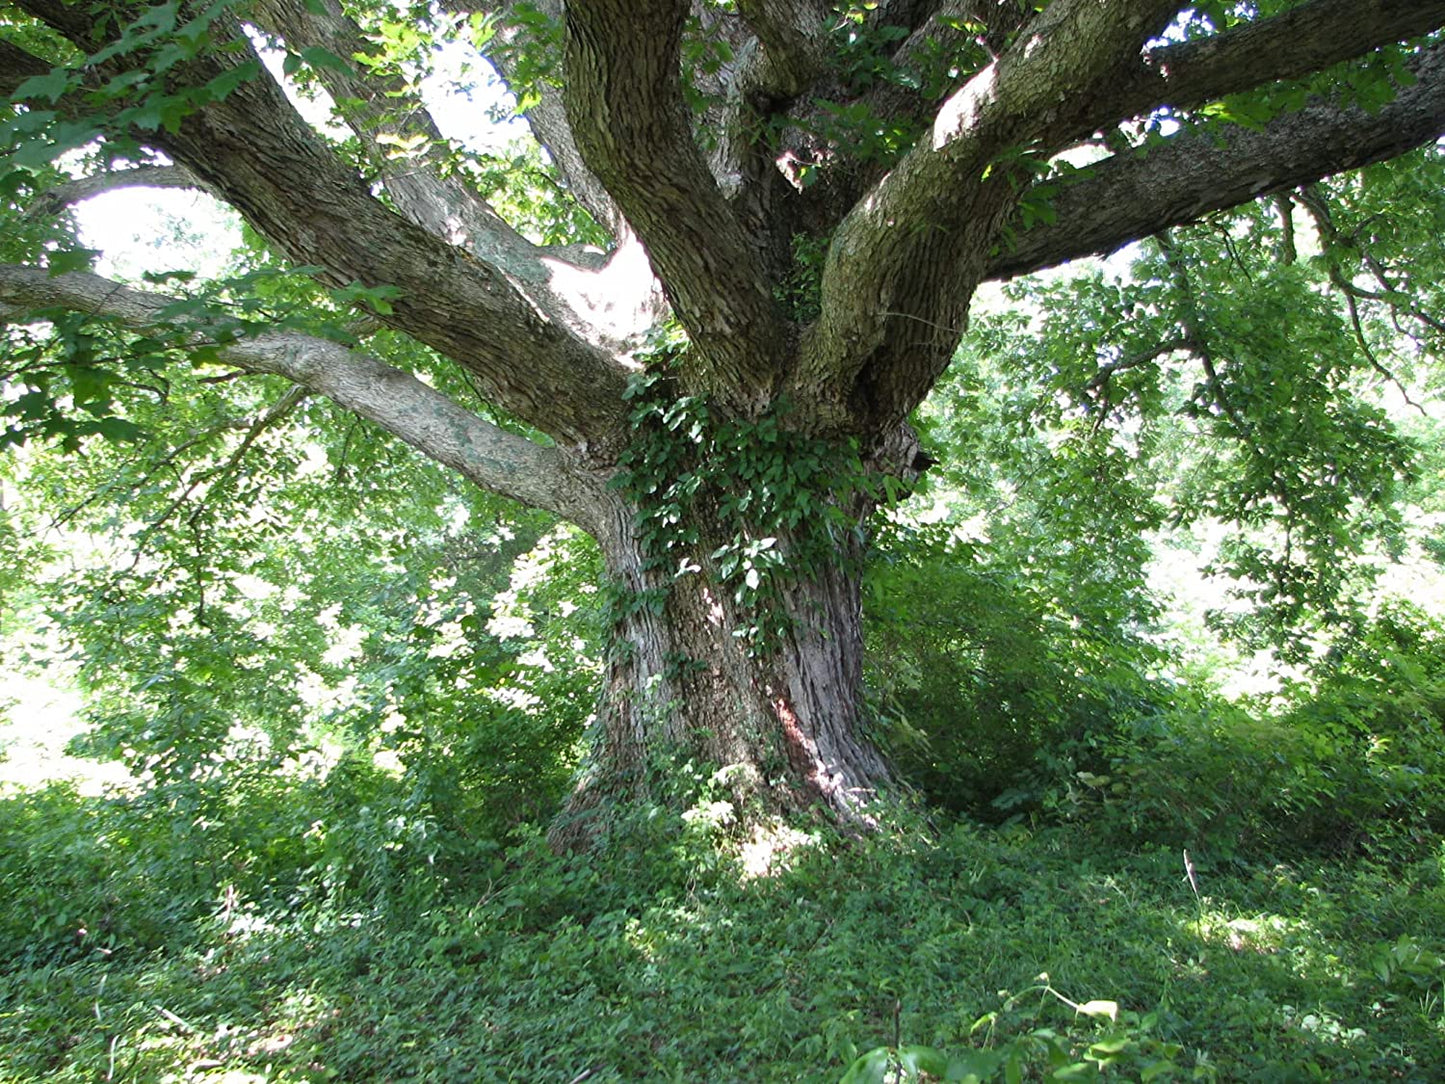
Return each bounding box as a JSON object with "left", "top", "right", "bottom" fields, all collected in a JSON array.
[
  {"left": 96, "top": 417, "right": 146, "bottom": 443},
  {"left": 944, "top": 1049, "right": 1004, "bottom": 1082},
  {"left": 46, "top": 249, "right": 100, "bottom": 276},
  {"left": 1087, "top": 1035, "right": 1132, "bottom": 1054},
  {"left": 11, "top": 69, "right": 74, "bottom": 104},
  {"left": 839, "top": 1047, "right": 891, "bottom": 1084},
  {"left": 898, "top": 1045, "right": 949, "bottom": 1077},
  {"left": 4, "top": 121, "right": 98, "bottom": 172},
  {"left": 300, "top": 46, "right": 353, "bottom": 75},
  {"left": 68, "top": 365, "right": 114, "bottom": 407}
]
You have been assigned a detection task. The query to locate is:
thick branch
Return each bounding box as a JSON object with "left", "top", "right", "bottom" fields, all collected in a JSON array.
[
  {"left": 797, "top": 0, "right": 1181, "bottom": 431},
  {"left": 563, "top": 0, "right": 788, "bottom": 397},
  {"left": 249, "top": 0, "right": 543, "bottom": 271},
  {"left": 12, "top": 1, "right": 631, "bottom": 445},
  {"left": 248, "top": 0, "right": 671, "bottom": 356},
  {"left": 736, "top": 0, "right": 830, "bottom": 101},
  {"left": 1108, "top": 0, "right": 1445, "bottom": 123},
  {"left": 0, "top": 265, "right": 607, "bottom": 529},
  {"left": 987, "top": 43, "right": 1445, "bottom": 282}
]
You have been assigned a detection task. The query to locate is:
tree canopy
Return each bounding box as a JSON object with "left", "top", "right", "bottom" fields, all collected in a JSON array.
[{"left": 3, "top": 0, "right": 1445, "bottom": 839}]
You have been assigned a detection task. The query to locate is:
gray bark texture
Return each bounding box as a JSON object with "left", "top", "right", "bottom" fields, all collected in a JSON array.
[{"left": 6, "top": 0, "right": 1445, "bottom": 842}]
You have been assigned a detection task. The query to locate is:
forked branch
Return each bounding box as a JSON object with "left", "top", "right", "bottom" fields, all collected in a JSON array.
[{"left": 563, "top": 0, "right": 788, "bottom": 396}]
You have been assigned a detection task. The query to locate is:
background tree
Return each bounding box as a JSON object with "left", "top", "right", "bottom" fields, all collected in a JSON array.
[{"left": 3, "top": 0, "right": 1445, "bottom": 841}]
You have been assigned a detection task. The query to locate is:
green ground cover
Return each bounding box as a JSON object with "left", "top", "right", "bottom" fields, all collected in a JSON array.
[{"left": 2, "top": 770, "right": 1442, "bottom": 1082}]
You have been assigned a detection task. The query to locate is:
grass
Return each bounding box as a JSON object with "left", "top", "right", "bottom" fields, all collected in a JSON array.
[{"left": 1, "top": 774, "right": 1442, "bottom": 1082}]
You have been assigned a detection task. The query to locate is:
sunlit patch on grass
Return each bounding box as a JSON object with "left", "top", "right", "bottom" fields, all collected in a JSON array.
[
  {"left": 737, "top": 819, "right": 821, "bottom": 880},
  {"left": 1276, "top": 1004, "right": 1367, "bottom": 1047},
  {"left": 1190, "top": 912, "right": 1304, "bottom": 954}
]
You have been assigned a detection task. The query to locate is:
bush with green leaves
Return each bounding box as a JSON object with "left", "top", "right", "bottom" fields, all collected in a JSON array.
[
  {"left": 1073, "top": 604, "right": 1445, "bottom": 861},
  {"left": 863, "top": 523, "right": 1163, "bottom": 820},
  {"left": 1275, "top": 603, "right": 1445, "bottom": 855}
]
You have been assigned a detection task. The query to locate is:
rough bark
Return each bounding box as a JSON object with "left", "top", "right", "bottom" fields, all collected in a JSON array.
[
  {"left": 552, "top": 492, "right": 887, "bottom": 847},
  {"left": 562, "top": 0, "right": 789, "bottom": 398},
  {"left": 248, "top": 0, "right": 636, "bottom": 349}
]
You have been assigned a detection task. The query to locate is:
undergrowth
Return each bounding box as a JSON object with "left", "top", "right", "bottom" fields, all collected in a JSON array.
[
  {"left": 4, "top": 604, "right": 1445, "bottom": 1080},
  {"left": 2, "top": 771, "right": 1443, "bottom": 1082}
]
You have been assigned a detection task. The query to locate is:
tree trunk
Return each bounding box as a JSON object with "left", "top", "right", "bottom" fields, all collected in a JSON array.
[{"left": 549, "top": 491, "right": 890, "bottom": 848}]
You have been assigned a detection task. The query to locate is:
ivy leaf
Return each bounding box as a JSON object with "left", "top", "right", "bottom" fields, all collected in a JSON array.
[
  {"left": 203, "top": 60, "right": 262, "bottom": 103},
  {"left": 2, "top": 121, "right": 98, "bottom": 172}
]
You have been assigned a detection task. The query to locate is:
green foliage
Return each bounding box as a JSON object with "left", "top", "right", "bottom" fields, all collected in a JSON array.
[
  {"left": 616, "top": 365, "right": 875, "bottom": 651},
  {"left": 1065, "top": 604, "right": 1445, "bottom": 863},
  {"left": 943, "top": 170, "right": 1430, "bottom": 657},
  {"left": 1, "top": 0, "right": 262, "bottom": 180},
  {"left": 2, "top": 4, "right": 1445, "bottom": 1077},
  {"left": 4, "top": 786, "right": 1444, "bottom": 1081},
  {"left": 776, "top": 231, "right": 829, "bottom": 323},
  {"left": 840, "top": 978, "right": 1204, "bottom": 1083},
  {"left": 864, "top": 524, "right": 1162, "bottom": 820},
  {"left": 2, "top": 294, "right": 601, "bottom": 849}
]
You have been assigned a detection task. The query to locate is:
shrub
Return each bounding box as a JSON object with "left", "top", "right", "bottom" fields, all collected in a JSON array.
[{"left": 863, "top": 528, "right": 1161, "bottom": 819}]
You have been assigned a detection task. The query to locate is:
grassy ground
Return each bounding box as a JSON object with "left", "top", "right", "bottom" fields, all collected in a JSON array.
[{"left": 1, "top": 766, "right": 1442, "bottom": 1082}]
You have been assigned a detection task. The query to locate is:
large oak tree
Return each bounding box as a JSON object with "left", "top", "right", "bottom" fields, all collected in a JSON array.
[{"left": 3, "top": 0, "right": 1445, "bottom": 841}]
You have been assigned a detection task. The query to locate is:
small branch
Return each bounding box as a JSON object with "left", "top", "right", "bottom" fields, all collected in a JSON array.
[
  {"left": 1274, "top": 194, "right": 1297, "bottom": 265},
  {"left": 1156, "top": 232, "right": 1294, "bottom": 511},
  {"left": 1295, "top": 185, "right": 1427, "bottom": 412},
  {"left": 24, "top": 166, "right": 204, "bottom": 221},
  {"left": 1085, "top": 336, "right": 1191, "bottom": 392},
  {"left": 130, "top": 386, "right": 309, "bottom": 560},
  {"left": 50, "top": 420, "right": 243, "bottom": 530}
]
